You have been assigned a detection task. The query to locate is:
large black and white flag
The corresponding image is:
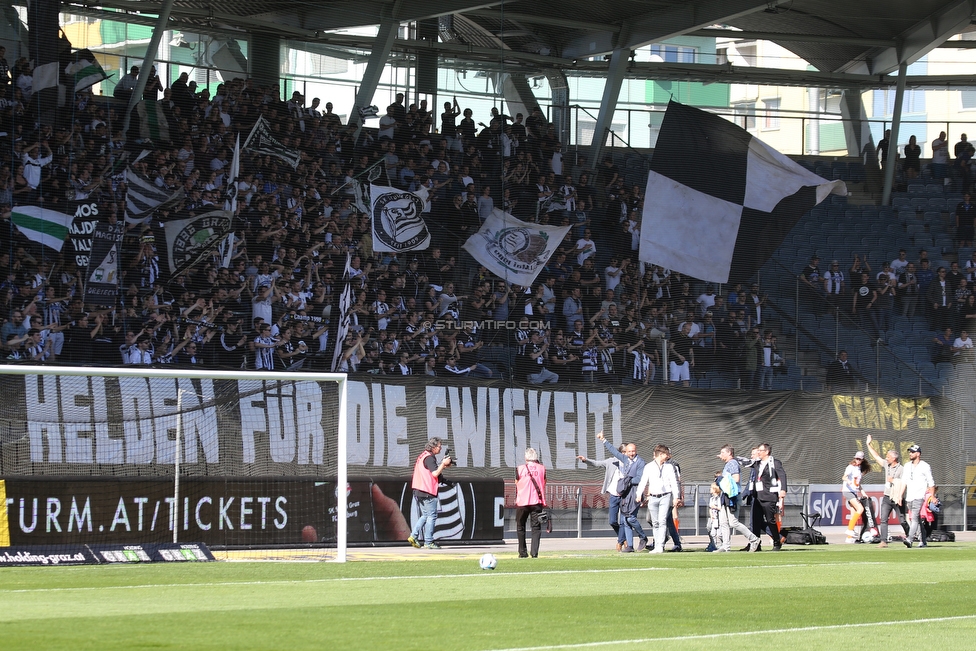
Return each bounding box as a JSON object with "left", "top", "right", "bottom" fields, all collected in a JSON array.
[
  {"left": 243, "top": 116, "right": 302, "bottom": 169},
  {"left": 329, "top": 253, "right": 356, "bottom": 372},
  {"left": 640, "top": 101, "right": 847, "bottom": 284},
  {"left": 83, "top": 222, "right": 123, "bottom": 307},
  {"left": 162, "top": 210, "right": 233, "bottom": 277},
  {"left": 370, "top": 184, "right": 432, "bottom": 253},
  {"left": 124, "top": 167, "right": 184, "bottom": 225}
]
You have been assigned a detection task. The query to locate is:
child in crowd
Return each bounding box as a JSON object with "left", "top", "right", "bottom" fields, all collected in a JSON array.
[{"left": 707, "top": 482, "right": 725, "bottom": 552}]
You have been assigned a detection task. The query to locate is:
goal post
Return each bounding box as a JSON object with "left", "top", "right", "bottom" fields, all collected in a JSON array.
[{"left": 0, "top": 365, "right": 350, "bottom": 563}]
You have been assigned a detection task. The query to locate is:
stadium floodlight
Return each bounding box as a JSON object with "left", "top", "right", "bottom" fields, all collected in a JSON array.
[{"left": 0, "top": 365, "right": 349, "bottom": 562}]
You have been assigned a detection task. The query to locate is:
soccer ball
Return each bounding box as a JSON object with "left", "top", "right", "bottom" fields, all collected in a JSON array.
[
  {"left": 479, "top": 553, "right": 497, "bottom": 570},
  {"left": 861, "top": 528, "right": 880, "bottom": 543}
]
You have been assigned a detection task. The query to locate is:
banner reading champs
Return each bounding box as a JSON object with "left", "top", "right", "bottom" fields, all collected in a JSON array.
[{"left": 0, "top": 374, "right": 965, "bottom": 489}]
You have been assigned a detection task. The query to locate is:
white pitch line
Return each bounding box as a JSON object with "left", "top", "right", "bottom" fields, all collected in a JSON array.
[
  {"left": 0, "top": 560, "right": 890, "bottom": 595},
  {"left": 480, "top": 615, "right": 976, "bottom": 651}
]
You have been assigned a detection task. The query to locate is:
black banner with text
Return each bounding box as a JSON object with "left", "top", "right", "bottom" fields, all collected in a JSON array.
[{"left": 0, "top": 374, "right": 966, "bottom": 487}]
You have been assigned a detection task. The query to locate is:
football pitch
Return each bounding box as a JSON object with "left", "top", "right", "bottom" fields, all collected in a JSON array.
[{"left": 3, "top": 544, "right": 976, "bottom": 650}]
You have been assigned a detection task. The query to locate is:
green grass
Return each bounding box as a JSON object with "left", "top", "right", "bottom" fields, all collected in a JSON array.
[{"left": 3, "top": 545, "right": 976, "bottom": 650}]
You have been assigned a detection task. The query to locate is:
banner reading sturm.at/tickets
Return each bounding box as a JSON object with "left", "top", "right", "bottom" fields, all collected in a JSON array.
[
  {"left": 0, "top": 478, "right": 504, "bottom": 546},
  {"left": 0, "top": 374, "right": 966, "bottom": 487}
]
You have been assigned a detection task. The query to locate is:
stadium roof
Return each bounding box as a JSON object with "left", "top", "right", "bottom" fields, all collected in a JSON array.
[{"left": 58, "top": 0, "right": 976, "bottom": 87}]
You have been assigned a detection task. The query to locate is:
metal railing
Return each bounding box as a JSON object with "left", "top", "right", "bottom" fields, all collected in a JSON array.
[
  {"left": 760, "top": 254, "right": 943, "bottom": 396},
  {"left": 523, "top": 482, "right": 974, "bottom": 538}
]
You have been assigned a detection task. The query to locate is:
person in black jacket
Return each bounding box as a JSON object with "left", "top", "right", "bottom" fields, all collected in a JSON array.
[{"left": 751, "top": 442, "right": 787, "bottom": 551}]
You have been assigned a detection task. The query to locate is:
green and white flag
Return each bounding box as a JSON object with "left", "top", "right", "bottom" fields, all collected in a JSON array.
[
  {"left": 65, "top": 49, "right": 111, "bottom": 93},
  {"left": 10, "top": 206, "right": 74, "bottom": 252},
  {"left": 133, "top": 100, "right": 171, "bottom": 144}
]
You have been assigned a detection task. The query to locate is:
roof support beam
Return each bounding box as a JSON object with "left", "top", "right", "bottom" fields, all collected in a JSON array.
[
  {"left": 692, "top": 28, "right": 894, "bottom": 48},
  {"left": 122, "top": 0, "right": 175, "bottom": 135},
  {"left": 559, "top": 0, "right": 771, "bottom": 59},
  {"left": 844, "top": 0, "right": 976, "bottom": 75},
  {"left": 464, "top": 10, "right": 617, "bottom": 33},
  {"left": 589, "top": 46, "right": 629, "bottom": 170},
  {"left": 349, "top": 18, "right": 399, "bottom": 131},
  {"left": 882, "top": 63, "right": 908, "bottom": 207}
]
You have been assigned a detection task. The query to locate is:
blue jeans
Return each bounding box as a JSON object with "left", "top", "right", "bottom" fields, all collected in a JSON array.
[
  {"left": 760, "top": 365, "right": 774, "bottom": 390},
  {"left": 608, "top": 494, "right": 623, "bottom": 543},
  {"left": 411, "top": 493, "right": 438, "bottom": 543},
  {"left": 622, "top": 505, "right": 646, "bottom": 544}
]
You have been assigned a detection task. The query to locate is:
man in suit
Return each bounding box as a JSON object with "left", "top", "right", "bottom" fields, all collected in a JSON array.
[
  {"left": 597, "top": 431, "right": 648, "bottom": 552},
  {"left": 752, "top": 442, "right": 787, "bottom": 551}
]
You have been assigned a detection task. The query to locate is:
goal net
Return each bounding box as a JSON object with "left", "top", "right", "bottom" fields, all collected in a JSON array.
[{"left": 0, "top": 366, "right": 349, "bottom": 562}]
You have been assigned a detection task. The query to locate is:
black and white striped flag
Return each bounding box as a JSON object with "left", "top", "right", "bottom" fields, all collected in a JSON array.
[
  {"left": 640, "top": 101, "right": 847, "bottom": 284},
  {"left": 243, "top": 116, "right": 302, "bottom": 169},
  {"left": 124, "top": 167, "right": 184, "bottom": 225}
]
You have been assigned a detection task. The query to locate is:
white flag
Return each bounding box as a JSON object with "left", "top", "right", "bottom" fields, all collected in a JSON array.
[
  {"left": 370, "top": 184, "right": 432, "bottom": 253},
  {"left": 462, "top": 209, "right": 571, "bottom": 287}
]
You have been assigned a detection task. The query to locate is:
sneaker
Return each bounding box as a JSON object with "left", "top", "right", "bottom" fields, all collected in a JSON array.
[
  {"left": 407, "top": 535, "right": 421, "bottom": 549},
  {"left": 739, "top": 544, "right": 752, "bottom": 552},
  {"left": 636, "top": 537, "right": 648, "bottom": 552},
  {"left": 648, "top": 547, "right": 664, "bottom": 554},
  {"left": 712, "top": 548, "right": 729, "bottom": 553},
  {"left": 424, "top": 542, "right": 441, "bottom": 550},
  {"left": 619, "top": 542, "right": 631, "bottom": 553},
  {"left": 772, "top": 544, "right": 782, "bottom": 551},
  {"left": 878, "top": 541, "right": 888, "bottom": 548},
  {"left": 748, "top": 539, "right": 761, "bottom": 552},
  {"left": 668, "top": 546, "right": 683, "bottom": 553},
  {"left": 918, "top": 543, "right": 928, "bottom": 548},
  {"left": 903, "top": 540, "right": 912, "bottom": 549}
]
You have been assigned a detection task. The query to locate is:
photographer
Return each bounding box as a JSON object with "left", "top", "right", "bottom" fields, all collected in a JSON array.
[
  {"left": 515, "top": 447, "right": 548, "bottom": 558},
  {"left": 407, "top": 437, "right": 452, "bottom": 550}
]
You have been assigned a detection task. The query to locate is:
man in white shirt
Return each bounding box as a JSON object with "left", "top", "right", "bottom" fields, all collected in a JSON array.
[
  {"left": 22, "top": 142, "right": 53, "bottom": 190},
  {"left": 696, "top": 287, "right": 716, "bottom": 317},
  {"left": 902, "top": 444, "right": 935, "bottom": 548},
  {"left": 890, "top": 249, "right": 909, "bottom": 275},
  {"left": 952, "top": 330, "right": 974, "bottom": 361},
  {"left": 932, "top": 131, "right": 949, "bottom": 180},
  {"left": 636, "top": 444, "right": 681, "bottom": 554},
  {"left": 574, "top": 229, "right": 596, "bottom": 266}
]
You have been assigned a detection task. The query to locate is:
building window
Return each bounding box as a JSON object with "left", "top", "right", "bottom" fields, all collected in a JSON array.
[
  {"left": 763, "top": 98, "right": 781, "bottom": 130},
  {"left": 733, "top": 103, "right": 756, "bottom": 130},
  {"left": 650, "top": 44, "right": 697, "bottom": 64},
  {"left": 962, "top": 89, "right": 976, "bottom": 111},
  {"left": 872, "top": 88, "right": 926, "bottom": 116}
]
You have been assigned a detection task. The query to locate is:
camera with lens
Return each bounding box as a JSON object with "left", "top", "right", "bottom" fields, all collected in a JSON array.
[{"left": 443, "top": 447, "right": 454, "bottom": 466}]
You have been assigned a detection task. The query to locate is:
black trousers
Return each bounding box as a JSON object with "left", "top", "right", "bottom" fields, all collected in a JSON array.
[
  {"left": 753, "top": 499, "right": 781, "bottom": 546},
  {"left": 516, "top": 505, "right": 543, "bottom": 558}
]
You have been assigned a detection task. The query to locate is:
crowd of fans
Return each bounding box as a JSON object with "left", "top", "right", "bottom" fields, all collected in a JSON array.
[{"left": 0, "top": 53, "right": 787, "bottom": 386}]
